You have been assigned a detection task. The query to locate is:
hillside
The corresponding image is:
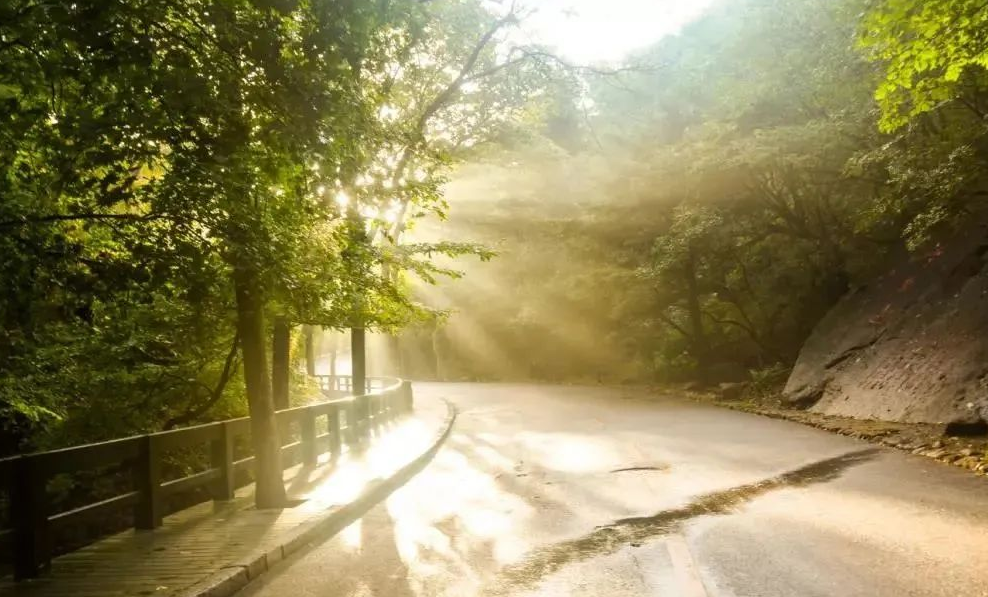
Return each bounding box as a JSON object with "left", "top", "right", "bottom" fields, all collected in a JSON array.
[{"left": 784, "top": 224, "right": 988, "bottom": 429}]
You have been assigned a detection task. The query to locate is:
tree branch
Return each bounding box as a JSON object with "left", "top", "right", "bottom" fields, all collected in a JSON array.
[
  {"left": 162, "top": 332, "right": 240, "bottom": 430},
  {"left": 0, "top": 212, "right": 167, "bottom": 229},
  {"left": 655, "top": 309, "right": 692, "bottom": 339}
]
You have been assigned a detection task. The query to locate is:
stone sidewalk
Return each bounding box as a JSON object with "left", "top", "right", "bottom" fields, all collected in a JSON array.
[{"left": 0, "top": 396, "right": 452, "bottom": 597}]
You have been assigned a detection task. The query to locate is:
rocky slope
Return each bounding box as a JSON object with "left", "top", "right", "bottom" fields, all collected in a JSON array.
[{"left": 783, "top": 223, "right": 988, "bottom": 427}]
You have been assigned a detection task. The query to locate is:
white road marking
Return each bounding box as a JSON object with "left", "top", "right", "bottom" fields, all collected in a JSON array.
[{"left": 667, "top": 534, "right": 709, "bottom": 597}]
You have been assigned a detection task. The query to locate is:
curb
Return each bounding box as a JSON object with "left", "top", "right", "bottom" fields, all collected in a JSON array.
[
  {"left": 702, "top": 397, "right": 988, "bottom": 477},
  {"left": 178, "top": 398, "right": 458, "bottom": 597}
]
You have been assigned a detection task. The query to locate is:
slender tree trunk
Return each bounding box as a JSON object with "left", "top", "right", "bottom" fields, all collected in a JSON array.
[
  {"left": 233, "top": 266, "right": 286, "bottom": 509},
  {"left": 381, "top": 263, "right": 403, "bottom": 377},
  {"left": 351, "top": 327, "right": 366, "bottom": 395},
  {"left": 272, "top": 317, "right": 291, "bottom": 411},
  {"left": 389, "top": 334, "right": 403, "bottom": 377},
  {"left": 303, "top": 325, "right": 316, "bottom": 377},
  {"left": 430, "top": 325, "right": 442, "bottom": 381},
  {"left": 685, "top": 246, "right": 710, "bottom": 377},
  {"left": 351, "top": 327, "right": 368, "bottom": 444}
]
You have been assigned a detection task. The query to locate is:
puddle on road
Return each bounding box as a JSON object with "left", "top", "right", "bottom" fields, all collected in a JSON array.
[
  {"left": 609, "top": 465, "right": 669, "bottom": 474},
  {"left": 483, "top": 449, "right": 878, "bottom": 595}
]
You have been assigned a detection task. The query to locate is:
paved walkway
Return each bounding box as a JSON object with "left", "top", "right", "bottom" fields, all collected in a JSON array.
[{"left": 0, "top": 397, "right": 448, "bottom": 597}]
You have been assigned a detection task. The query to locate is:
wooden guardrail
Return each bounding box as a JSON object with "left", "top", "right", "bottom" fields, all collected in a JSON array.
[{"left": 0, "top": 375, "right": 414, "bottom": 580}]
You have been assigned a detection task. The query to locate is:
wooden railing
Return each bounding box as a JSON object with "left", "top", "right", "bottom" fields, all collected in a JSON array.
[
  {"left": 0, "top": 375, "right": 414, "bottom": 580},
  {"left": 314, "top": 374, "right": 393, "bottom": 395}
]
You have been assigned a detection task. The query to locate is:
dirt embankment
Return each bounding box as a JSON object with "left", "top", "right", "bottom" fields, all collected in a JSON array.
[{"left": 783, "top": 223, "right": 988, "bottom": 429}]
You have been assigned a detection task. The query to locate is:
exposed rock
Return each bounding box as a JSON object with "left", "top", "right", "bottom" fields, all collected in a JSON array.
[
  {"left": 782, "top": 381, "right": 825, "bottom": 409},
  {"left": 957, "top": 457, "right": 982, "bottom": 471},
  {"left": 784, "top": 222, "right": 988, "bottom": 424}
]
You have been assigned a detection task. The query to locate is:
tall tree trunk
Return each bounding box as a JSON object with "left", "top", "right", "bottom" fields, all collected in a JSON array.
[
  {"left": 325, "top": 330, "right": 336, "bottom": 377},
  {"left": 351, "top": 327, "right": 366, "bottom": 395},
  {"left": 685, "top": 246, "right": 710, "bottom": 377},
  {"left": 389, "top": 333, "right": 403, "bottom": 377},
  {"left": 272, "top": 316, "right": 291, "bottom": 411},
  {"left": 430, "top": 324, "right": 442, "bottom": 381},
  {"left": 381, "top": 263, "right": 403, "bottom": 377},
  {"left": 350, "top": 327, "right": 367, "bottom": 444},
  {"left": 303, "top": 325, "right": 316, "bottom": 377},
  {"left": 233, "top": 266, "right": 286, "bottom": 509}
]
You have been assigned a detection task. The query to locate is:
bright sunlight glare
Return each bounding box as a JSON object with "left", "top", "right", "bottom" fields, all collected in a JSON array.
[{"left": 522, "top": 0, "right": 718, "bottom": 64}]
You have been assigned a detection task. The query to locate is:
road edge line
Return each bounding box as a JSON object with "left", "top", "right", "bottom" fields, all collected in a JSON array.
[{"left": 177, "top": 398, "right": 458, "bottom": 597}]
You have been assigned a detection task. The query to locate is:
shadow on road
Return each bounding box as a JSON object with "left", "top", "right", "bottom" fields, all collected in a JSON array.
[{"left": 483, "top": 449, "right": 880, "bottom": 595}]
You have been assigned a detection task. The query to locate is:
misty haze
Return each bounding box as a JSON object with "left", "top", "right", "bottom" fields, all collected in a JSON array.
[{"left": 2, "top": 0, "right": 988, "bottom": 596}]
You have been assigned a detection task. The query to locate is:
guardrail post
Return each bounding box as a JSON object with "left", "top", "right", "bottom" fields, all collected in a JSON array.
[
  {"left": 343, "top": 403, "right": 357, "bottom": 448},
  {"left": 210, "top": 422, "right": 235, "bottom": 501},
  {"left": 301, "top": 410, "right": 317, "bottom": 466},
  {"left": 329, "top": 407, "right": 342, "bottom": 457},
  {"left": 12, "top": 456, "right": 50, "bottom": 579},
  {"left": 134, "top": 435, "right": 163, "bottom": 529},
  {"left": 368, "top": 396, "right": 377, "bottom": 434}
]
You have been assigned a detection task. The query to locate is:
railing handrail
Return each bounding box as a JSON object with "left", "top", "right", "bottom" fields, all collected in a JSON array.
[
  {"left": 1, "top": 374, "right": 414, "bottom": 580},
  {"left": 0, "top": 375, "right": 398, "bottom": 464}
]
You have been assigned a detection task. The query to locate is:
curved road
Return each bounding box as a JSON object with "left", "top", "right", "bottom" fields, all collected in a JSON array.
[{"left": 241, "top": 383, "right": 988, "bottom": 596}]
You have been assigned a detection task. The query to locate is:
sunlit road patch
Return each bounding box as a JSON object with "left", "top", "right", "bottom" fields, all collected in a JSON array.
[{"left": 240, "top": 383, "right": 988, "bottom": 597}]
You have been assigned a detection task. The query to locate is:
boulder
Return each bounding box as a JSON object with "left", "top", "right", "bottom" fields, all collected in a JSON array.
[
  {"left": 784, "top": 222, "right": 988, "bottom": 425},
  {"left": 782, "top": 381, "right": 825, "bottom": 409}
]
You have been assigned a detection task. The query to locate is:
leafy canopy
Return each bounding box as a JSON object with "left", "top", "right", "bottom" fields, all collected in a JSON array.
[{"left": 861, "top": 0, "right": 988, "bottom": 131}]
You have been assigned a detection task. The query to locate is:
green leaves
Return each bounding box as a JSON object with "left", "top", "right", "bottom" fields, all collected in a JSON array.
[
  {"left": 0, "top": 0, "right": 544, "bottom": 448},
  {"left": 860, "top": 0, "right": 988, "bottom": 131}
]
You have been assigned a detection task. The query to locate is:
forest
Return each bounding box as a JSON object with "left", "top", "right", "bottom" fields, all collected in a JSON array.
[
  {"left": 1, "top": 0, "right": 986, "bottom": 472},
  {"left": 419, "top": 0, "right": 988, "bottom": 388}
]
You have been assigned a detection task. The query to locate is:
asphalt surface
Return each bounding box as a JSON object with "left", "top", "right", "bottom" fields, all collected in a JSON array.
[{"left": 240, "top": 383, "right": 988, "bottom": 597}]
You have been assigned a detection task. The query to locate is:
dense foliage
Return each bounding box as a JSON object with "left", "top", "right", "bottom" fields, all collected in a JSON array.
[
  {"left": 0, "top": 0, "right": 554, "bottom": 505},
  {"left": 3, "top": 0, "right": 987, "bottom": 470},
  {"left": 419, "top": 0, "right": 988, "bottom": 384}
]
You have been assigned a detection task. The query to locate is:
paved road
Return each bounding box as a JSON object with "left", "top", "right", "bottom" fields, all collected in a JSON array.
[{"left": 240, "top": 383, "right": 988, "bottom": 597}]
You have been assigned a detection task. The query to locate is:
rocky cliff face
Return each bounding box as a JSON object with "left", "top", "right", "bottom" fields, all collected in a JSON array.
[{"left": 784, "top": 224, "right": 988, "bottom": 426}]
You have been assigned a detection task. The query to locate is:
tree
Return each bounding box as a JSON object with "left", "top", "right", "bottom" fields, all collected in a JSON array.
[
  {"left": 644, "top": 206, "right": 723, "bottom": 375},
  {"left": 0, "top": 0, "right": 415, "bottom": 505},
  {"left": 0, "top": 0, "right": 551, "bottom": 505}
]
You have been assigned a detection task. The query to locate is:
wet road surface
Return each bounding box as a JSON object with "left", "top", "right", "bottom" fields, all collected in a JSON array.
[{"left": 240, "top": 383, "right": 988, "bottom": 596}]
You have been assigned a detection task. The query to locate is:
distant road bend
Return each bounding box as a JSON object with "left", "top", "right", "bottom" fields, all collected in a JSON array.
[{"left": 242, "top": 383, "right": 988, "bottom": 597}]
